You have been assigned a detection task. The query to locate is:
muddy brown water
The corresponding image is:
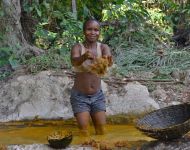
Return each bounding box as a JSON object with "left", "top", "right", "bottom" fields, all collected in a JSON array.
[{"left": 0, "top": 120, "right": 154, "bottom": 148}]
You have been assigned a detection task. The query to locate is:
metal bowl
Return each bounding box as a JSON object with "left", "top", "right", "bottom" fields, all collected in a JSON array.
[{"left": 136, "top": 103, "right": 190, "bottom": 140}]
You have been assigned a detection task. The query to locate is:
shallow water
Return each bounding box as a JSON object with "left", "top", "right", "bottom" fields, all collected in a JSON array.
[{"left": 0, "top": 120, "right": 153, "bottom": 146}]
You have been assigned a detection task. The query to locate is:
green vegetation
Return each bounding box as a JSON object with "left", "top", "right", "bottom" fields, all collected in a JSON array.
[
  {"left": 25, "top": 49, "right": 71, "bottom": 73},
  {"left": 0, "top": 0, "right": 190, "bottom": 78}
]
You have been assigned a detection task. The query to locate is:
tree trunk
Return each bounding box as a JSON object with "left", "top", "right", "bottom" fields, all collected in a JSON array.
[
  {"left": 1, "top": 0, "right": 43, "bottom": 63},
  {"left": 71, "top": 0, "right": 77, "bottom": 19}
]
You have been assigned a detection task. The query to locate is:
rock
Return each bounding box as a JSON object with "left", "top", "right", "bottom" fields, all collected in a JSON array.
[
  {"left": 141, "top": 137, "right": 190, "bottom": 150},
  {"left": 151, "top": 85, "right": 167, "bottom": 102},
  {"left": 105, "top": 82, "right": 160, "bottom": 115},
  {"left": 0, "top": 71, "right": 159, "bottom": 122},
  {"left": 181, "top": 88, "right": 190, "bottom": 103},
  {"left": 8, "top": 144, "right": 92, "bottom": 150},
  {"left": 0, "top": 71, "right": 74, "bottom": 122},
  {"left": 169, "top": 101, "right": 181, "bottom": 105}
]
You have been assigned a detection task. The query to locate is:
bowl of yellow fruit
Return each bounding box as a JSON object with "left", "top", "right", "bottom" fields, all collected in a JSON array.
[{"left": 47, "top": 130, "right": 72, "bottom": 149}]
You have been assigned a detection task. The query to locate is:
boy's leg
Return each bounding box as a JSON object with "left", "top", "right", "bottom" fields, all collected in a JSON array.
[
  {"left": 91, "top": 111, "right": 106, "bottom": 135},
  {"left": 75, "top": 112, "right": 90, "bottom": 136}
]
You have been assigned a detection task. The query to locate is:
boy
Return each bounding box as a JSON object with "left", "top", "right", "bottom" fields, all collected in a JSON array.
[{"left": 70, "top": 18, "right": 113, "bottom": 135}]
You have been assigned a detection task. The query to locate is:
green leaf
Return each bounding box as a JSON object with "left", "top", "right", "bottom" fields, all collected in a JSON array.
[
  {"left": 0, "top": 59, "right": 9, "bottom": 67},
  {"left": 0, "top": 47, "right": 12, "bottom": 56},
  {"left": 9, "top": 56, "right": 20, "bottom": 70},
  {"left": 52, "top": 10, "right": 63, "bottom": 19},
  {"left": 0, "top": 10, "right": 4, "bottom": 17},
  {"left": 43, "top": 1, "right": 50, "bottom": 10},
  {"left": 116, "top": 0, "right": 125, "bottom": 5},
  {"left": 83, "top": 5, "right": 90, "bottom": 18},
  {"left": 35, "top": 6, "right": 42, "bottom": 17}
]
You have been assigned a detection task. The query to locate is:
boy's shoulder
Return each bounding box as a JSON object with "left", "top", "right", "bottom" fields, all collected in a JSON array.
[
  {"left": 99, "top": 42, "right": 110, "bottom": 50},
  {"left": 72, "top": 43, "right": 82, "bottom": 49},
  {"left": 73, "top": 42, "right": 81, "bottom": 46}
]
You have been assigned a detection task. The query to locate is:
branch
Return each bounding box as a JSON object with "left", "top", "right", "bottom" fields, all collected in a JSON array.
[
  {"left": 54, "top": 71, "right": 183, "bottom": 85},
  {"left": 103, "top": 78, "right": 183, "bottom": 85}
]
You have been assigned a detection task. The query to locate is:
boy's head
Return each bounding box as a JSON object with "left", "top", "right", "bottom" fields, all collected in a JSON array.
[
  {"left": 83, "top": 18, "right": 100, "bottom": 31},
  {"left": 83, "top": 18, "right": 100, "bottom": 42}
]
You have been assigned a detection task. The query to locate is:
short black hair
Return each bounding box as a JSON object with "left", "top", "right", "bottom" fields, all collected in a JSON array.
[{"left": 83, "top": 18, "right": 100, "bottom": 31}]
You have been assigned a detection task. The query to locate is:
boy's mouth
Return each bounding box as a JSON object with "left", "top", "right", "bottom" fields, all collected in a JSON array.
[{"left": 89, "top": 36, "right": 97, "bottom": 39}]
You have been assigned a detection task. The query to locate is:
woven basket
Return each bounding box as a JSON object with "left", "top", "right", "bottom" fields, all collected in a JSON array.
[
  {"left": 136, "top": 103, "right": 190, "bottom": 140},
  {"left": 48, "top": 135, "right": 72, "bottom": 149}
]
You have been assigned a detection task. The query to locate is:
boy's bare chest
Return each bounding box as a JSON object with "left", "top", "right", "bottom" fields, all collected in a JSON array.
[{"left": 85, "top": 47, "right": 98, "bottom": 56}]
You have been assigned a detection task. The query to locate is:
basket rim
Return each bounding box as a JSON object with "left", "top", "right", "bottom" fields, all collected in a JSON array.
[
  {"left": 136, "top": 103, "right": 190, "bottom": 132},
  {"left": 136, "top": 119, "right": 190, "bottom": 132},
  {"left": 48, "top": 134, "right": 72, "bottom": 142}
]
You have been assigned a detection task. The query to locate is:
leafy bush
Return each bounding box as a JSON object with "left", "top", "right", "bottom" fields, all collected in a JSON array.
[
  {"left": 101, "top": 1, "right": 190, "bottom": 77},
  {"left": 22, "top": 1, "right": 84, "bottom": 73},
  {"left": 25, "top": 49, "right": 71, "bottom": 73},
  {"left": 21, "top": 0, "right": 190, "bottom": 77}
]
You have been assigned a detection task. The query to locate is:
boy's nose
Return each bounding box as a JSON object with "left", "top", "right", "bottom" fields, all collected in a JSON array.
[{"left": 91, "top": 31, "right": 95, "bottom": 34}]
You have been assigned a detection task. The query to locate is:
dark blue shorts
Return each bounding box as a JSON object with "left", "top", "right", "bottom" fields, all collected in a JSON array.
[{"left": 70, "top": 89, "right": 106, "bottom": 115}]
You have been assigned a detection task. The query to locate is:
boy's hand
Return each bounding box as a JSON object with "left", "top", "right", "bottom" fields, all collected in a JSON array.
[
  {"left": 83, "top": 50, "right": 95, "bottom": 60},
  {"left": 102, "top": 55, "right": 113, "bottom": 67}
]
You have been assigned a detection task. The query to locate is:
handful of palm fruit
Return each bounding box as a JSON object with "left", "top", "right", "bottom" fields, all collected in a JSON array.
[
  {"left": 47, "top": 130, "right": 72, "bottom": 140},
  {"left": 89, "top": 57, "right": 109, "bottom": 76},
  {"left": 47, "top": 130, "right": 72, "bottom": 149}
]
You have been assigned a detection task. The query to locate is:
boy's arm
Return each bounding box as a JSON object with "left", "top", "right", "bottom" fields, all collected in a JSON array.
[
  {"left": 71, "top": 44, "right": 85, "bottom": 66},
  {"left": 101, "top": 44, "right": 113, "bottom": 67}
]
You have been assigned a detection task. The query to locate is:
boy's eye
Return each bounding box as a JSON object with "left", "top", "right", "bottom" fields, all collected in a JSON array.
[{"left": 86, "top": 28, "right": 99, "bottom": 32}]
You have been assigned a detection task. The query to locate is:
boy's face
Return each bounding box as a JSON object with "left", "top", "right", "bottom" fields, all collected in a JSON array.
[{"left": 84, "top": 21, "right": 100, "bottom": 42}]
